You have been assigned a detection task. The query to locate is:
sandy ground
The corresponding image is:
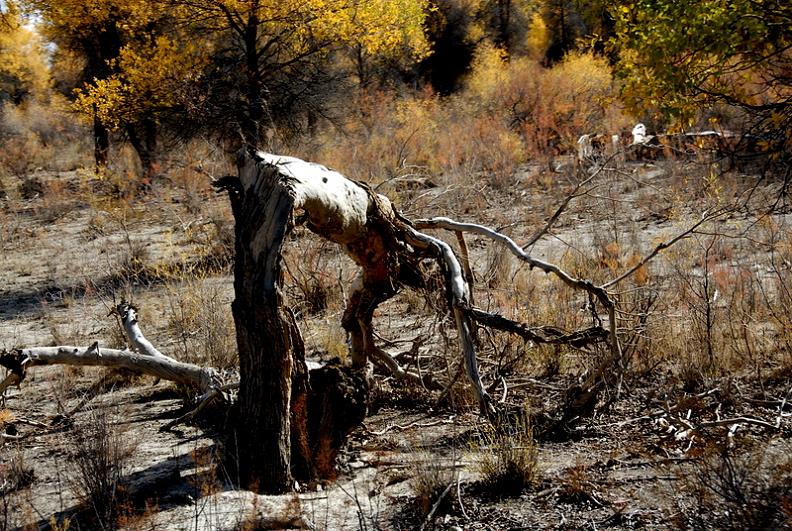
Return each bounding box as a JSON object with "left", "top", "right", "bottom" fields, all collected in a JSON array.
[{"left": 2, "top": 160, "right": 791, "bottom": 530}]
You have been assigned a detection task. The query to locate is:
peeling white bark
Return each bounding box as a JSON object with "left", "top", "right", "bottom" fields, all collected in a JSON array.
[{"left": 248, "top": 152, "right": 379, "bottom": 245}]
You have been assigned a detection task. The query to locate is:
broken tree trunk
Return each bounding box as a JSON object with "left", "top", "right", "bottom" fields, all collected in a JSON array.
[
  {"left": 214, "top": 149, "right": 494, "bottom": 493},
  {"left": 219, "top": 151, "right": 310, "bottom": 492}
]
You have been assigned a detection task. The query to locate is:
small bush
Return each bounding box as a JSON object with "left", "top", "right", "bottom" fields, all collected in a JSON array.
[
  {"left": 304, "top": 50, "right": 626, "bottom": 195},
  {"left": 69, "top": 408, "right": 134, "bottom": 528},
  {"left": 679, "top": 445, "right": 792, "bottom": 530},
  {"left": 475, "top": 409, "right": 539, "bottom": 497},
  {"left": 0, "top": 446, "right": 35, "bottom": 531}
]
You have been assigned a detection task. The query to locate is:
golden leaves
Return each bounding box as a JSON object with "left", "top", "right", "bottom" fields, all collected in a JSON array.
[{"left": 0, "top": 11, "right": 50, "bottom": 100}]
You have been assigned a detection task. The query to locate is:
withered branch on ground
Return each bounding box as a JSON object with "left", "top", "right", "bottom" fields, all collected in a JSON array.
[
  {"left": 0, "top": 303, "right": 223, "bottom": 408},
  {"left": 0, "top": 344, "right": 218, "bottom": 394},
  {"left": 414, "top": 216, "right": 621, "bottom": 366}
]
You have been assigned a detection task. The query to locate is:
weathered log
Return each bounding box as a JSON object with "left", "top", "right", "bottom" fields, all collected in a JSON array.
[{"left": 0, "top": 345, "right": 218, "bottom": 393}]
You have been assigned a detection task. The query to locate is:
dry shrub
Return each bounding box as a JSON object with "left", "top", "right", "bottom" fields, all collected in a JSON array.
[
  {"left": 0, "top": 448, "right": 35, "bottom": 531},
  {"left": 679, "top": 445, "right": 792, "bottom": 530},
  {"left": 283, "top": 232, "right": 348, "bottom": 317},
  {"left": 556, "top": 459, "right": 603, "bottom": 506},
  {"left": 305, "top": 50, "right": 623, "bottom": 193},
  {"left": 465, "top": 47, "right": 626, "bottom": 162},
  {"left": 410, "top": 453, "right": 457, "bottom": 518},
  {"left": 0, "top": 98, "right": 90, "bottom": 174},
  {"left": 165, "top": 139, "right": 232, "bottom": 215},
  {"left": 0, "top": 131, "right": 51, "bottom": 178},
  {"left": 69, "top": 408, "right": 134, "bottom": 528},
  {"left": 166, "top": 279, "right": 236, "bottom": 370},
  {"left": 474, "top": 409, "right": 539, "bottom": 497}
]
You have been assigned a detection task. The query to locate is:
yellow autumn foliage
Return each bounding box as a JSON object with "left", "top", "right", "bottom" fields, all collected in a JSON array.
[
  {"left": 27, "top": 0, "right": 166, "bottom": 39},
  {"left": 0, "top": 4, "right": 50, "bottom": 101},
  {"left": 74, "top": 36, "right": 207, "bottom": 130},
  {"left": 53, "top": 0, "right": 429, "bottom": 132}
]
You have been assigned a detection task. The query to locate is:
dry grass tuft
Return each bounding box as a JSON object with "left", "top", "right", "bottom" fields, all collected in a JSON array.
[
  {"left": 166, "top": 279, "right": 236, "bottom": 370},
  {"left": 411, "top": 453, "right": 458, "bottom": 518},
  {"left": 474, "top": 409, "right": 539, "bottom": 497}
]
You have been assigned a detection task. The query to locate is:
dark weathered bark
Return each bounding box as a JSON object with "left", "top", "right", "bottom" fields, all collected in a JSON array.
[
  {"left": 229, "top": 155, "right": 302, "bottom": 493},
  {"left": 307, "top": 364, "right": 368, "bottom": 479}
]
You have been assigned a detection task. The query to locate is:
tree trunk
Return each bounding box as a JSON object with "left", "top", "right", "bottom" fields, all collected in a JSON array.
[
  {"left": 228, "top": 152, "right": 308, "bottom": 493},
  {"left": 127, "top": 116, "right": 159, "bottom": 182},
  {"left": 84, "top": 21, "right": 122, "bottom": 173},
  {"left": 94, "top": 110, "right": 110, "bottom": 172},
  {"left": 241, "top": 10, "right": 264, "bottom": 146}
]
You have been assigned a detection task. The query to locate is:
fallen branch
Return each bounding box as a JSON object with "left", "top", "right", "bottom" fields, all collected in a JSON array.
[
  {"left": 419, "top": 481, "right": 455, "bottom": 531},
  {"left": 465, "top": 306, "right": 609, "bottom": 348},
  {"left": 0, "top": 345, "right": 219, "bottom": 394},
  {"left": 699, "top": 416, "right": 780, "bottom": 430}
]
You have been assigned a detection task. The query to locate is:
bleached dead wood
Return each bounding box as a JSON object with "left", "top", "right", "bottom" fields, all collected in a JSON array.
[
  {"left": 0, "top": 344, "right": 218, "bottom": 394},
  {"left": 0, "top": 304, "right": 221, "bottom": 398},
  {"left": 116, "top": 302, "right": 175, "bottom": 361}
]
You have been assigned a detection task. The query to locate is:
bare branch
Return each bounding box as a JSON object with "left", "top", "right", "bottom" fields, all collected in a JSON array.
[
  {"left": 116, "top": 302, "right": 176, "bottom": 361},
  {"left": 602, "top": 209, "right": 729, "bottom": 289},
  {"left": 465, "top": 307, "right": 609, "bottom": 348},
  {"left": 414, "top": 216, "right": 621, "bottom": 364}
]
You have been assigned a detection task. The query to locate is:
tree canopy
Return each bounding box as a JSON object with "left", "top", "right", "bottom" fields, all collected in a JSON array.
[{"left": 611, "top": 0, "right": 792, "bottom": 152}]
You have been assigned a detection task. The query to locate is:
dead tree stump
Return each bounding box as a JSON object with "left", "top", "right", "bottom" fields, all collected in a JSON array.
[{"left": 215, "top": 148, "right": 493, "bottom": 493}]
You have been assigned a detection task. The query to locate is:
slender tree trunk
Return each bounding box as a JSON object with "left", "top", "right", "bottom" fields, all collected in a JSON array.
[
  {"left": 127, "top": 116, "right": 159, "bottom": 181},
  {"left": 94, "top": 109, "right": 110, "bottom": 172},
  {"left": 496, "top": 0, "right": 511, "bottom": 53},
  {"left": 242, "top": 9, "right": 264, "bottom": 146},
  {"left": 85, "top": 21, "right": 122, "bottom": 172}
]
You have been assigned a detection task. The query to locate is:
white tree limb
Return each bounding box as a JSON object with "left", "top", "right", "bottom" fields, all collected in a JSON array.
[
  {"left": 1, "top": 346, "right": 218, "bottom": 393},
  {"left": 414, "top": 216, "right": 621, "bottom": 363},
  {"left": 116, "top": 302, "right": 177, "bottom": 361}
]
